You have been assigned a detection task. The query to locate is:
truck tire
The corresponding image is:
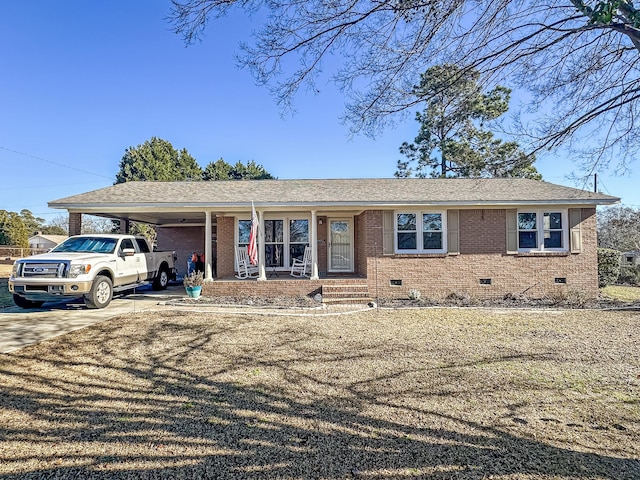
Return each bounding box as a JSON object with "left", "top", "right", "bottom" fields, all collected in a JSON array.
[
  {"left": 13, "top": 294, "right": 44, "bottom": 309},
  {"left": 152, "top": 266, "right": 169, "bottom": 290},
  {"left": 84, "top": 275, "right": 113, "bottom": 309}
]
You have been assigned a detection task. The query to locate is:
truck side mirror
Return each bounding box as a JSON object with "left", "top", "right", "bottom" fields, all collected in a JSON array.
[{"left": 120, "top": 248, "right": 136, "bottom": 257}]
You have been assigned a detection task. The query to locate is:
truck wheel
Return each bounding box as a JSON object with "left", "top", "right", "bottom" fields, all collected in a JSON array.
[
  {"left": 152, "top": 266, "right": 169, "bottom": 290},
  {"left": 13, "top": 294, "right": 44, "bottom": 309},
  {"left": 84, "top": 275, "right": 113, "bottom": 309}
]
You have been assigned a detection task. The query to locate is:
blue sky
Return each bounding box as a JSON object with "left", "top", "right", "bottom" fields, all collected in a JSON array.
[{"left": 1, "top": 1, "right": 637, "bottom": 224}]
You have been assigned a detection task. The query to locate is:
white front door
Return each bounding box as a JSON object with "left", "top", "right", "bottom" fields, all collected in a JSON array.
[{"left": 328, "top": 219, "right": 353, "bottom": 272}]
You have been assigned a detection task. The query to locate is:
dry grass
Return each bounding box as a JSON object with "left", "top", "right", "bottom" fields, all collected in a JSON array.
[
  {"left": 0, "top": 307, "right": 638, "bottom": 479},
  {"left": 0, "top": 264, "right": 13, "bottom": 308},
  {"left": 601, "top": 285, "right": 640, "bottom": 303},
  {"left": 0, "top": 264, "right": 13, "bottom": 277}
]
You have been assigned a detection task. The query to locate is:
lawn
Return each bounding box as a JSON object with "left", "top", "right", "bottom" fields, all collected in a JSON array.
[{"left": 0, "top": 307, "right": 638, "bottom": 479}]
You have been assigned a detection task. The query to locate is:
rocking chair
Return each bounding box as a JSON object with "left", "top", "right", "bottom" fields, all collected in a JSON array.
[
  {"left": 290, "top": 246, "right": 311, "bottom": 277},
  {"left": 235, "top": 246, "right": 259, "bottom": 279}
]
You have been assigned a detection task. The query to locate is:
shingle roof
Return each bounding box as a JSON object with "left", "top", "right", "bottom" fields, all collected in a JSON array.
[{"left": 49, "top": 178, "right": 618, "bottom": 208}]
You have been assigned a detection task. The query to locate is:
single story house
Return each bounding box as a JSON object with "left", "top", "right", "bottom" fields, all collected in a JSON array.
[
  {"left": 28, "top": 232, "right": 68, "bottom": 252},
  {"left": 48, "top": 178, "right": 618, "bottom": 302}
]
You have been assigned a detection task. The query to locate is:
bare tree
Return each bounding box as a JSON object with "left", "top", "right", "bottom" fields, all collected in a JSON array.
[
  {"left": 169, "top": 0, "right": 640, "bottom": 174},
  {"left": 598, "top": 205, "right": 640, "bottom": 251}
]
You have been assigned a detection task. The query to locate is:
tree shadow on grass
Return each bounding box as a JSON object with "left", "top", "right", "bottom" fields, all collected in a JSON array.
[{"left": 0, "top": 313, "right": 638, "bottom": 479}]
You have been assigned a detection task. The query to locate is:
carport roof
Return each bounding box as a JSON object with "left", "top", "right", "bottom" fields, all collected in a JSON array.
[{"left": 48, "top": 178, "right": 619, "bottom": 225}]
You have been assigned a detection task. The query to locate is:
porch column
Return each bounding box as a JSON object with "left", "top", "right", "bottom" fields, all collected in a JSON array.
[
  {"left": 310, "top": 210, "right": 319, "bottom": 280},
  {"left": 258, "top": 209, "right": 267, "bottom": 281},
  {"left": 204, "top": 211, "right": 213, "bottom": 281},
  {"left": 68, "top": 213, "right": 82, "bottom": 236}
]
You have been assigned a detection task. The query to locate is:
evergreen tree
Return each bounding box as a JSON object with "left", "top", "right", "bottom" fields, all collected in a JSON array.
[
  {"left": 115, "top": 137, "right": 202, "bottom": 183},
  {"left": 0, "top": 210, "right": 29, "bottom": 247},
  {"left": 396, "top": 65, "right": 539, "bottom": 179},
  {"left": 202, "top": 158, "right": 275, "bottom": 180}
]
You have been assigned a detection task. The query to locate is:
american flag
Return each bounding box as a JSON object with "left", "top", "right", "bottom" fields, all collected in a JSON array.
[{"left": 248, "top": 201, "right": 258, "bottom": 265}]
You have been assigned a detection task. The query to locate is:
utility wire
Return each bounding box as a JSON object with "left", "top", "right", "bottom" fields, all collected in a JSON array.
[{"left": 0, "top": 146, "right": 113, "bottom": 180}]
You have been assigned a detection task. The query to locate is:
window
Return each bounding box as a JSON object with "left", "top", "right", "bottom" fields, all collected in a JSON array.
[
  {"left": 395, "top": 211, "right": 446, "bottom": 253},
  {"left": 517, "top": 210, "right": 567, "bottom": 252},
  {"left": 135, "top": 238, "right": 150, "bottom": 253},
  {"left": 289, "top": 219, "right": 309, "bottom": 266},
  {"left": 237, "top": 216, "right": 309, "bottom": 269},
  {"left": 264, "top": 220, "right": 284, "bottom": 268}
]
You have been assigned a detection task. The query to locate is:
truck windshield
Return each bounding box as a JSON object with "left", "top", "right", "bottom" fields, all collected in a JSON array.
[{"left": 51, "top": 237, "right": 118, "bottom": 254}]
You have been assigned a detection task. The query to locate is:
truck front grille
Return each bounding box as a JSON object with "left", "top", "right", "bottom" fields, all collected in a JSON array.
[{"left": 18, "top": 262, "right": 69, "bottom": 278}]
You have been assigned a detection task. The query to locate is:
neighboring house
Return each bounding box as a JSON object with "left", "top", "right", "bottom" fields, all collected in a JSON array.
[
  {"left": 48, "top": 178, "right": 618, "bottom": 301},
  {"left": 28, "top": 232, "right": 68, "bottom": 252},
  {"left": 621, "top": 251, "right": 640, "bottom": 267}
]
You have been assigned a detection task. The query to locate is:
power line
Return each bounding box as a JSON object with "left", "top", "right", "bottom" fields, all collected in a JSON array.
[{"left": 0, "top": 146, "right": 113, "bottom": 180}]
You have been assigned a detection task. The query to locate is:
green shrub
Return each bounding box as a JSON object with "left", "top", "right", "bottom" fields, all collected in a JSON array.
[
  {"left": 618, "top": 265, "right": 640, "bottom": 286},
  {"left": 598, "top": 248, "right": 621, "bottom": 287}
]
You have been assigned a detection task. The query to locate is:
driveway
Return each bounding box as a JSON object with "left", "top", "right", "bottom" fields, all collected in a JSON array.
[{"left": 0, "top": 283, "right": 185, "bottom": 354}]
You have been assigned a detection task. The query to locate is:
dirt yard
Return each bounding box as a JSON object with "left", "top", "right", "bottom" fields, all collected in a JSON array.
[{"left": 0, "top": 307, "right": 638, "bottom": 479}]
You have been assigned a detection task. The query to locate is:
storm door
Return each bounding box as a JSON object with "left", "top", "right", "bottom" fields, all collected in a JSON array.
[{"left": 328, "top": 219, "right": 353, "bottom": 272}]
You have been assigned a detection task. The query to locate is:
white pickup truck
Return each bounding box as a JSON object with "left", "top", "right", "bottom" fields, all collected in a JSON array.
[{"left": 8, "top": 234, "right": 177, "bottom": 309}]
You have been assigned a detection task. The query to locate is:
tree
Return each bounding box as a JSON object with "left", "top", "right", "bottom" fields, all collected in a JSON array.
[
  {"left": 597, "top": 205, "right": 640, "bottom": 252},
  {"left": 169, "top": 0, "right": 640, "bottom": 174},
  {"left": 46, "top": 215, "right": 70, "bottom": 235},
  {"left": 396, "top": 65, "right": 539, "bottom": 179},
  {"left": 48, "top": 214, "right": 117, "bottom": 235},
  {"left": 115, "top": 137, "right": 202, "bottom": 183},
  {"left": 203, "top": 158, "right": 233, "bottom": 180},
  {"left": 19, "top": 209, "right": 46, "bottom": 236},
  {"left": 0, "top": 210, "right": 29, "bottom": 247},
  {"left": 203, "top": 158, "right": 275, "bottom": 180}
]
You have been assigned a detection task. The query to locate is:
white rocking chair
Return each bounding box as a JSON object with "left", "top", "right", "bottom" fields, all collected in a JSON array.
[
  {"left": 290, "top": 246, "right": 311, "bottom": 277},
  {"left": 235, "top": 246, "right": 259, "bottom": 279}
]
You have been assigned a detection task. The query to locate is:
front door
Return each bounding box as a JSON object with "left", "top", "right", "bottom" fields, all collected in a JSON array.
[{"left": 328, "top": 219, "right": 353, "bottom": 272}]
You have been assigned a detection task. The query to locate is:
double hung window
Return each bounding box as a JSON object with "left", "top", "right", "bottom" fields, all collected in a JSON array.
[
  {"left": 395, "top": 211, "right": 446, "bottom": 254},
  {"left": 517, "top": 210, "right": 567, "bottom": 251},
  {"left": 237, "top": 216, "right": 309, "bottom": 268}
]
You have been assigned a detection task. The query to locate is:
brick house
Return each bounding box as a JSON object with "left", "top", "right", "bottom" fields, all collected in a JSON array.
[{"left": 49, "top": 178, "right": 618, "bottom": 302}]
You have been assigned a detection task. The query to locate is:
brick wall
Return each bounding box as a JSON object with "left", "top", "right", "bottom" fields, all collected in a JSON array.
[
  {"left": 368, "top": 208, "right": 599, "bottom": 301},
  {"left": 162, "top": 207, "right": 599, "bottom": 301},
  {"left": 157, "top": 226, "right": 203, "bottom": 277},
  {"left": 217, "top": 216, "right": 235, "bottom": 278},
  {"left": 156, "top": 225, "right": 216, "bottom": 277},
  {"left": 68, "top": 213, "right": 82, "bottom": 236}
]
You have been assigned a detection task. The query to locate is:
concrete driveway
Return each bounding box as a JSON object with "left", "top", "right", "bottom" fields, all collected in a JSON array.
[{"left": 0, "top": 283, "right": 185, "bottom": 354}]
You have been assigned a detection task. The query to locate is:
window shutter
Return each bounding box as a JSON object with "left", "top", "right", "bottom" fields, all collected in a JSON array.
[
  {"left": 447, "top": 209, "right": 460, "bottom": 254},
  {"left": 569, "top": 208, "right": 582, "bottom": 253},
  {"left": 506, "top": 209, "right": 518, "bottom": 254},
  {"left": 382, "top": 211, "right": 394, "bottom": 255}
]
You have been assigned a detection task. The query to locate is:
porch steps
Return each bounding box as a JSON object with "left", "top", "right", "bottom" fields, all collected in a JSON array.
[{"left": 321, "top": 284, "right": 371, "bottom": 304}]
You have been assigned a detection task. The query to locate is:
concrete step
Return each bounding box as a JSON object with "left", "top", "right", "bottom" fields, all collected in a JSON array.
[{"left": 321, "top": 284, "right": 370, "bottom": 304}]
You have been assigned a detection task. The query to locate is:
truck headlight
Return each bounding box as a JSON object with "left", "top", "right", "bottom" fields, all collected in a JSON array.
[
  {"left": 11, "top": 263, "right": 20, "bottom": 278},
  {"left": 69, "top": 264, "right": 91, "bottom": 278}
]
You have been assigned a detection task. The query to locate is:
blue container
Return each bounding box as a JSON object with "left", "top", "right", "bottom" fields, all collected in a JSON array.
[{"left": 185, "top": 286, "right": 202, "bottom": 299}]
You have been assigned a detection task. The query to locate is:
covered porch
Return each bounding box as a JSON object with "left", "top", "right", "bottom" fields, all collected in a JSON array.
[{"left": 64, "top": 205, "right": 366, "bottom": 287}]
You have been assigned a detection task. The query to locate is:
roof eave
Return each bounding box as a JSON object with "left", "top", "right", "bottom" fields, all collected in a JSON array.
[{"left": 49, "top": 198, "right": 620, "bottom": 211}]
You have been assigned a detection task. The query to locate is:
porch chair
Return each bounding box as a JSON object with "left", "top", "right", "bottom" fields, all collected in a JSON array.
[
  {"left": 235, "top": 246, "right": 259, "bottom": 279},
  {"left": 290, "top": 246, "right": 311, "bottom": 277}
]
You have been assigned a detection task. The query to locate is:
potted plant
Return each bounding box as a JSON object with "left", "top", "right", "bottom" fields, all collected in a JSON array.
[{"left": 183, "top": 271, "right": 204, "bottom": 299}]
